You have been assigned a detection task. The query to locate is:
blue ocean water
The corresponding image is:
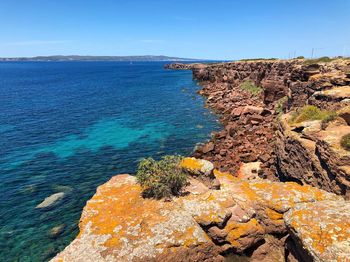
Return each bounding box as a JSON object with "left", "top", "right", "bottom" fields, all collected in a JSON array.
[{"left": 0, "top": 61, "right": 221, "bottom": 261}]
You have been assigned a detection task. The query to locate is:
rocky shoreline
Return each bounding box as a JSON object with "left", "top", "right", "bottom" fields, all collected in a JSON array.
[
  {"left": 53, "top": 59, "right": 350, "bottom": 261},
  {"left": 168, "top": 59, "right": 350, "bottom": 197}
]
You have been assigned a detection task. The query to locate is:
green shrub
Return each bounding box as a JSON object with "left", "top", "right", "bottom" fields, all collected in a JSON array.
[
  {"left": 296, "top": 56, "right": 305, "bottom": 59},
  {"left": 240, "top": 80, "right": 262, "bottom": 96},
  {"left": 290, "top": 105, "right": 336, "bottom": 123},
  {"left": 340, "top": 134, "right": 350, "bottom": 151},
  {"left": 321, "top": 112, "right": 337, "bottom": 124},
  {"left": 275, "top": 96, "right": 288, "bottom": 115},
  {"left": 240, "top": 58, "right": 278, "bottom": 61},
  {"left": 303, "top": 56, "right": 334, "bottom": 65},
  {"left": 136, "top": 155, "right": 187, "bottom": 199}
]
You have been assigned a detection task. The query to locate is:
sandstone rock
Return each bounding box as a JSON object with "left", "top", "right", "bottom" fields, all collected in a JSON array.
[
  {"left": 284, "top": 200, "right": 350, "bottom": 261},
  {"left": 275, "top": 114, "right": 350, "bottom": 197},
  {"left": 315, "top": 86, "right": 350, "bottom": 99},
  {"left": 184, "top": 177, "right": 209, "bottom": 195},
  {"left": 36, "top": 192, "right": 65, "bottom": 209},
  {"left": 261, "top": 79, "right": 287, "bottom": 104},
  {"left": 202, "top": 142, "right": 215, "bottom": 153},
  {"left": 250, "top": 235, "right": 286, "bottom": 262},
  {"left": 180, "top": 157, "right": 218, "bottom": 189},
  {"left": 237, "top": 162, "right": 261, "bottom": 180},
  {"left": 338, "top": 105, "right": 350, "bottom": 125},
  {"left": 242, "top": 105, "right": 264, "bottom": 115},
  {"left": 231, "top": 106, "right": 244, "bottom": 117},
  {"left": 53, "top": 168, "right": 343, "bottom": 262}
]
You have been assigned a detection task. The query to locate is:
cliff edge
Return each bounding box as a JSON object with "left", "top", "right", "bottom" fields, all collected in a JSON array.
[{"left": 53, "top": 59, "right": 350, "bottom": 261}]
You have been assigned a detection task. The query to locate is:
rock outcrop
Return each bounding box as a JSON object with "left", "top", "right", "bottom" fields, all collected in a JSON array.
[
  {"left": 275, "top": 113, "right": 350, "bottom": 197},
  {"left": 285, "top": 200, "right": 350, "bottom": 261},
  {"left": 53, "top": 162, "right": 349, "bottom": 262},
  {"left": 170, "top": 59, "right": 350, "bottom": 197}
]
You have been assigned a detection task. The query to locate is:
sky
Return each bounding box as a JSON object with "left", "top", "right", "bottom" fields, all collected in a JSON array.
[{"left": 0, "top": 0, "right": 349, "bottom": 60}]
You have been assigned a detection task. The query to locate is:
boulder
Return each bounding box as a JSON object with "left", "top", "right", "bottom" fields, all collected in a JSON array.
[
  {"left": 202, "top": 142, "right": 215, "bottom": 153},
  {"left": 180, "top": 157, "right": 214, "bottom": 176},
  {"left": 49, "top": 224, "right": 66, "bottom": 239},
  {"left": 180, "top": 157, "right": 218, "bottom": 189},
  {"left": 36, "top": 192, "right": 65, "bottom": 209},
  {"left": 237, "top": 162, "right": 261, "bottom": 180},
  {"left": 242, "top": 105, "right": 264, "bottom": 115}
]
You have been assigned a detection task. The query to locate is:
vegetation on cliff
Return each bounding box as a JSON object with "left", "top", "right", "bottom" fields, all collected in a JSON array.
[
  {"left": 341, "top": 133, "right": 350, "bottom": 151},
  {"left": 239, "top": 80, "right": 262, "bottom": 96},
  {"left": 289, "top": 105, "right": 336, "bottom": 123},
  {"left": 136, "top": 155, "right": 187, "bottom": 198}
]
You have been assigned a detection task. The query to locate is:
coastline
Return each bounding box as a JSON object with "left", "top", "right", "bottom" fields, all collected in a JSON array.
[
  {"left": 52, "top": 59, "right": 350, "bottom": 261},
  {"left": 169, "top": 60, "right": 350, "bottom": 195}
]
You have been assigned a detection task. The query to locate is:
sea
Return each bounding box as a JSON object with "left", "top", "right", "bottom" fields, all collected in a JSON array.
[{"left": 0, "top": 61, "right": 221, "bottom": 261}]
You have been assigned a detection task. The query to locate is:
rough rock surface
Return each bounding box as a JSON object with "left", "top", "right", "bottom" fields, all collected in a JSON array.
[
  {"left": 275, "top": 111, "right": 350, "bottom": 198},
  {"left": 284, "top": 200, "right": 350, "bottom": 261},
  {"left": 52, "top": 165, "right": 346, "bottom": 262},
  {"left": 167, "top": 59, "right": 350, "bottom": 197}
]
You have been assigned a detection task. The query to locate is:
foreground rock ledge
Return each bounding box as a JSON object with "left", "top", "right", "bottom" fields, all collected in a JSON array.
[{"left": 52, "top": 169, "right": 349, "bottom": 262}]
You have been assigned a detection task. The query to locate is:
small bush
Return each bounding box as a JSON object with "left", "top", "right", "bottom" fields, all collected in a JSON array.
[
  {"left": 136, "top": 155, "right": 187, "bottom": 199},
  {"left": 303, "top": 56, "right": 334, "bottom": 65},
  {"left": 290, "top": 105, "right": 336, "bottom": 123},
  {"left": 240, "top": 58, "right": 278, "bottom": 61},
  {"left": 340, "top": 134, "right": 350, "bottom": 151},
  {"left": 296, "top": 56, "right": 305, "bottom": 59},
  {"left": 275, "top": 96, "right": 288, "bottom": 115},
  {"left": 240, "top": 80, "right": 262, "bottom": 96}
]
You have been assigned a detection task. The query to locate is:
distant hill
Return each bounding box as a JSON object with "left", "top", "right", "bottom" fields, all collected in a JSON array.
[{"left": 0, "top": 55, "right": 203, "bottom": 62}]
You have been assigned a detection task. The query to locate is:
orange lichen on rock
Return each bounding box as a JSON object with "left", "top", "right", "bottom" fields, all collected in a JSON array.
[
  {"left": 52, "top": 174, "right": 213, "bottom": 262},
  {"left": 225, "top": 218, "right": 264, "bottom": 247},
  {"left": 213, "top": 169, "right": 239, "bottom": 185},
  {"left": 284, "top": 200, "right": 350, "bottom": 261},
  {"left": 52, "top": 160, "right": 348, "bottom": 262},
  {"left": 180, "top": 157, "right": 214, "bottom": 176},
  {"left": 180, "top": 157, "right": 204, "bottom": 170},
  {"left": 266, "top": 208, "right": 283, "bottom": 221}
]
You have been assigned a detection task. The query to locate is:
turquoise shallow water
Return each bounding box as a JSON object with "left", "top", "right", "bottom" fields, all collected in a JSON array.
[{"left": 0, "top": 61, "right": 221, "bottom": 261}]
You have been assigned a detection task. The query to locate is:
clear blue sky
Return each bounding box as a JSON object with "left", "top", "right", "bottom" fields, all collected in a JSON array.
[{"left": 0, "top": 0, "right": 349, "bottom": 60}]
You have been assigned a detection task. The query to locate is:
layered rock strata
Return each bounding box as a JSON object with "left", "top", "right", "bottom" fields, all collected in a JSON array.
[{"left": 170, "top": 59, "right": 350, "bottom": 196}]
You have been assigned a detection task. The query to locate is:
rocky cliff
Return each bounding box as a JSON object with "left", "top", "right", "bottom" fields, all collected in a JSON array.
[
  {"left": 53, "top": 59, "right": 350, "bottom": 261},
  {"left": 179, "top": 59, "right": 350, "bottom": 197}
]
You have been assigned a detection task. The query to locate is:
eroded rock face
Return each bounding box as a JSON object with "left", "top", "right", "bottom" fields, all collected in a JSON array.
[
  {"left": 52, "top": 168, "right": 345, "bottom": 262},
  {"left": 169, "top": 59, "right": 350, "bottom": 197},
  {"left": 188, "top": 60, "right": 350, "bottom": 180},
  {"left": 276, "top": 113, "right": 350, "bottom": 198}
]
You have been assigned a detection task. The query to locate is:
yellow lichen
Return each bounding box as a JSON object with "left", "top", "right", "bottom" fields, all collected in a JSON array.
[
  {"left": 225, "top": 218, "right": 264, "bottom": 244},
  {"left": 180, "top": 157, "right": 203, "bottom": 171},
  {"left": 266, "top": 208, "right": 283, "bottom": 220}
]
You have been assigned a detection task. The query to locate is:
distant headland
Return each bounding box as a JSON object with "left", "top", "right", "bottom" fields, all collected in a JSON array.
[{"left": 0, "top": 55, "right": 204, "bottom": 62}]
